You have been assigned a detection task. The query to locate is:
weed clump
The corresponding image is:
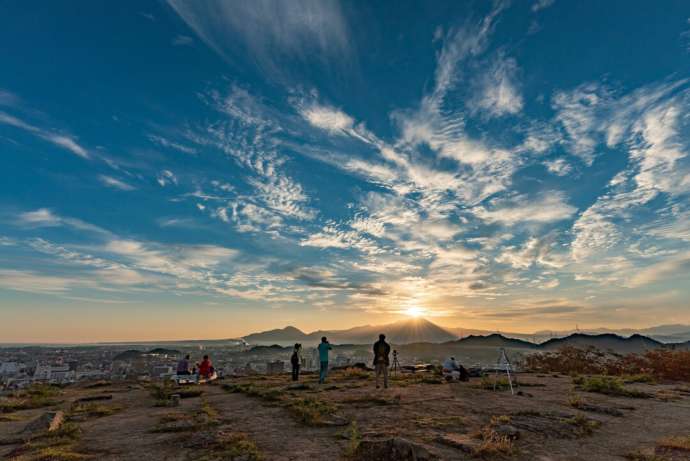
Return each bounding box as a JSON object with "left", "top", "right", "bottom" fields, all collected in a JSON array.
[{"left": 472, "top": 428, "right": 515, "bottom": 458}]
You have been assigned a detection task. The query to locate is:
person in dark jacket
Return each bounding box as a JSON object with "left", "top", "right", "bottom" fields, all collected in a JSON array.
[
  {"left": 290, "top": 343, "right": 302, "bottom": 381},
  {"left": 373, "top": 334, "right": 391, "bottom": 389}
]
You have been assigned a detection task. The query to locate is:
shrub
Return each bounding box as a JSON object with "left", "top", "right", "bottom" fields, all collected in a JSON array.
[
  {"left": 525, "top": 348, "right": 690, "bottom": 382},
  {"left": 577, "top": 376, "right": 651, "bottom": 399}
]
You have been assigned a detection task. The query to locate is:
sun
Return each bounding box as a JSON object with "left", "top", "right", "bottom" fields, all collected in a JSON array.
[{"left": 404, "top": 306, "right": 426, "bottom": 318}]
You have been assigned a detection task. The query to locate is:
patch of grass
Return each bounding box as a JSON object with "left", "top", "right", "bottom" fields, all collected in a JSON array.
[
  {"left": 198, "top": 397, "right": 220, "bottom": 426},
  {"left": 152, "top": 397, "right": 221, "bottom": 434},
  {"left": 149, "top": 382, "right": 203, "bottom": 407},
  {"left": 222, "top": 383, "right": 283, "bottom": 402},
  {"left": 177, "top": 389, "right": 204, "bottom": 399},
  {"left": 623, "top": 450, "right": 666, "bottom": 461},
  {"left": 577, "top": 376, "right": 651, "bottom": 398},
  {"left": 415, "top": 416, "right": 466, "bottom": 429},
  {"left": 561, "top": 413, "right": 601, "bottom": 436},
  {"left": 83, "top": 380, "right": 111, "bottom": 389},
  {"left": 341, "top": 395, "right": 400, "bottom": 406},
  {"left": 655, "top": 390, "right": 682, "bottom": 402},
  {"left": 657, "top": 435, "right": 690, "bottom": 452},
  {"left": 0, "top": 385, "right": 62, "bottom": 414},
  {"left": 15, "top": 422, "right": 89, "bottom": 460},
  {"left": 190, "top": 431, "right": 263, "bottom": 461},
  {"left": 70, "top": 403, "right": 123, "bottom": 418},
  {"left": 27, "top": 446, "right": 93, "bottom": 460},
  {"left": 623, "top": 374, "right": 656, "bottom": 384},
  {"left": 0, "top": 412, "right": 28, "bottom": 422},
  {"left": 568, "top": 393, "right": 584, "bottom": 408},
  {"left": 285, "top": 397, "right": 337, "bottom": 426},
  {"left": 474, "top": 376, "right": 514, "bottom": 391},
  {"left": 342, "top": 421, "right": 361, "bottom": 458},
  {"left": 490, "top": 415, "right": 512, "bottom": 426},
  {"left": 149, "top": 382, "right": 174, "bottom": 400},
  {"left": 512, "top": 410, "right": 543, "bottom": 417},
  {"left": 340, "top": 368, "right": 370, "bottom": 380},
  {"left": 420, "top": 376, "right": 444, "bottom": 385}
]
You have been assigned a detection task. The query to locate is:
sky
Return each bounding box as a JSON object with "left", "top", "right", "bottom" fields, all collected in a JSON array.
[{"left": 1, "top": 1, "right": 690, "bottom": 343}]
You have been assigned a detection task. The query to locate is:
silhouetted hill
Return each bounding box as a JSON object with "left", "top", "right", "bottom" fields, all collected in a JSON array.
[
  {"left": 454, "top": 334, "right": 537, "bottom": 349},
  {"left": 113, "top": 350, "right": 143, "bottom": 361},
  {"left": 148, "top": 348, "right": 180, "bottom": 356},
  {"left": 243, "top": 326, "right": 309, "bottom": 345},
  {"left": 539, "top": 333, "right": 663, "bottom": 354},
  {"left": 242, "top": 318, "right": 457, "bottom": 346}
]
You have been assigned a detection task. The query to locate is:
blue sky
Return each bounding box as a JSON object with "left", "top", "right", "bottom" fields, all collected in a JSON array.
[{"left": 1, "top": 0, "right": 690, "bottom": 342}]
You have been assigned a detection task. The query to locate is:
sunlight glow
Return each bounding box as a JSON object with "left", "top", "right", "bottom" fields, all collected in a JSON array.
[{"left": 404, "top": 306, "right": 426, "bottom": 318}]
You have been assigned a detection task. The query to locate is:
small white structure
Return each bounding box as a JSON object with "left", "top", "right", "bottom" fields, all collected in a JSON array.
[{"left": 33, "top": 364, "right": 75, "bottom": 384}]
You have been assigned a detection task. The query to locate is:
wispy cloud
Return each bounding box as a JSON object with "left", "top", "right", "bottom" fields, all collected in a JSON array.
[
  {"left": 468, "top": 53, "right": 523, "bottom": 118},
  {"left": 0, "top": 111, "right": 89, "bottom": 158},
  {"left": 99, "top": 175, "right": 136, "bottom": 191},
  {"left": 627, "top": 252, "right": 690, "bottom": 288},
  {"left": 166, "top": 0, "right": 351, "bottom": 73},
  {"left": 532, "top": 0, "right": 555, "bottom": 12},
  {"left": 543, "top": 158, "right": 572, "bottom": 176},
  {"left": 171, "top": 34, "right": 194, "bottom": 46},
  {"left": 474, "top": 192, "right": 577, "bottom": 225}
]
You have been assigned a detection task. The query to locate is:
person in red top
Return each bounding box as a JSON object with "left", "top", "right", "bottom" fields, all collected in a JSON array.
[{"left": 197, "top": 355, "right": 212, "bottom": 378}]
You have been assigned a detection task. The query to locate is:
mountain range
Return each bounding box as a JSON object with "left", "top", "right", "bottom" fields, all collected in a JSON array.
[
  {"left": 242, "top": 318, "right": 690, "bottom": 354},
  {"left": 243, "top": 318, "right": 457, "bottom": 346}
]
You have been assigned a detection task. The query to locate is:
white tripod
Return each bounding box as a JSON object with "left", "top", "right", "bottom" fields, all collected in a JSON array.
[{"left": 493, "top": 347, "right": 517, "bottom": 395}]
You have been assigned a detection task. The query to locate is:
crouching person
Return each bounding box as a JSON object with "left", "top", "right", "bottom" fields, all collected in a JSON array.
[{"left": 442, "top": 356, "right": 469, "bottom": 382}]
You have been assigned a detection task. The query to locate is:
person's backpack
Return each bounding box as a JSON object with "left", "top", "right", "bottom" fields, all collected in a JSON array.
[{"left": 291, "top": 351, "right": 299, "bottom": 366}]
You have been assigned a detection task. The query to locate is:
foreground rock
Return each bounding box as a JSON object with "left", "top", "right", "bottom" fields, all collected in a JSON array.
[
  {"left": 353, "top": 437, "right": 437, "bottom": 461},
  {"left": 21, "top": 411, "right": 65, "bottom": 435}
]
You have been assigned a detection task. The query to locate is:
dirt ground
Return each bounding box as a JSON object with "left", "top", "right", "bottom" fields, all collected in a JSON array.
[{"left": 1, "top": 371, "right": 689, "bottom": 460}]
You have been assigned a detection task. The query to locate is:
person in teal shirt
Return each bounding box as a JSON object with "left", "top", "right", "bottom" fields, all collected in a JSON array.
[{"left": 317, "top": 336, "right": 332, "bottom": 384}]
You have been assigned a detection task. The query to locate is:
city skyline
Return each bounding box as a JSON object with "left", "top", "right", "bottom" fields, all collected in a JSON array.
[{"left": 2, "top": 1, "right": 690, "bottom": 342}]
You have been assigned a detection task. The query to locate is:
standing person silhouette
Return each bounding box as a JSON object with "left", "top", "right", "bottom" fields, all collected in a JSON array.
[
  {"left": 317, "top": 337, "right": 332, "bottom": 384},
  {"left": 290, "top": 343, "right": 303, "bottom": 381},
  {"left": 373, "top": 334, "right": 391, "bottom": 389}
]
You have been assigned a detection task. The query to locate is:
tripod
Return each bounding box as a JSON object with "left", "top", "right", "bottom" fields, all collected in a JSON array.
[
  {"left": 493, "top": 348, "right": 517, "bottom": 395},
  {"left": 390, "top": 350, "right": 401, "bottom": 376}
]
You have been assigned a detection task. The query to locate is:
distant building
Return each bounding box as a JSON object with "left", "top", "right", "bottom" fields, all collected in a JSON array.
[
  {"left": 266, "top": 360, "right": 285, "bottom": 375},
  {"left": 0, "top": 362, "right": 24, "bottom": 376},
  {"left": 33, "top": 364, "right": 75, "bottom": 384},
  {"left": 151, "top": 364, "right": 175, "bottom": 379}
]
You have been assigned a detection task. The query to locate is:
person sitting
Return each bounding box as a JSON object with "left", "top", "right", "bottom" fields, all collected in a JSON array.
[
  {"left": 197, "top": 355, "right": 213, "bottom": 378},
  {"left": 442, "top": 356, "right": 469, "bottom": 381},
  {"left": 177, "top": 354, "right": 191, "bottom": 375}
]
